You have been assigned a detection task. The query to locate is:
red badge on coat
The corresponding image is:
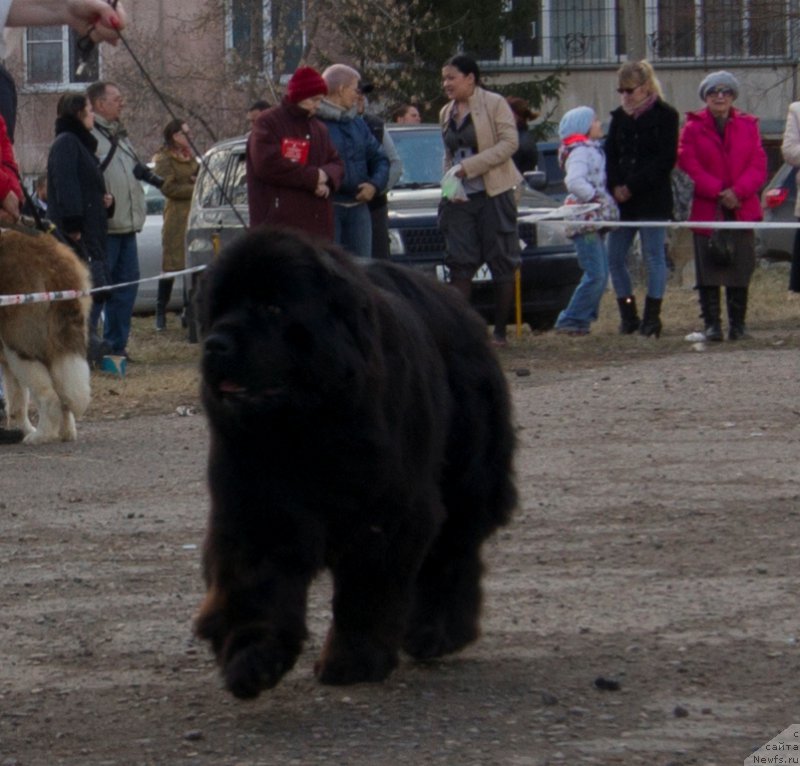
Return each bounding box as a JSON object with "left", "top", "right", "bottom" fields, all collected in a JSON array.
[{"left": 281, "top": 138, "right": 310, "bottom": 165}]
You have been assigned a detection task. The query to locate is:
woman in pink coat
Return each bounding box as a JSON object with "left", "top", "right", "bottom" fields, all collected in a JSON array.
[{"left": 678, "top": 71, "right": 766, "bottom": 341}]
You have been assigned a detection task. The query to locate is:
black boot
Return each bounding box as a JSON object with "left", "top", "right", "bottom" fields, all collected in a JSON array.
[
  {"left": 616, "top": 295, "right": 640, "bottom": 334},
  {"left": 0, "top": 426, "right": 24, "bottom": 444},
  {"left": 699, "top": 286, "right": 723, "bottom": 342},
  {"left": 492, "top": 280, "right": 514, "bottom": 345},
  {"left": 639, "top": 296, "right": 662, "bottom": 338},
  {"left": 726, "top": 286, "right": 750, "bottom": 340},
  {"left": 155, "top": 278, "right": 174, "bottom": 332}
]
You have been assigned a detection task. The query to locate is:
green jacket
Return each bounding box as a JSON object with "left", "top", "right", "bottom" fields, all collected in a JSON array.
[{"left": 153, "top": 148, "right": 198, "bottom": 272}]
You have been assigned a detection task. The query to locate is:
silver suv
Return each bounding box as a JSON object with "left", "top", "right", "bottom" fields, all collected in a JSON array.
[{"left": 184, "top": 126, "right": 579, "bottom": 341}]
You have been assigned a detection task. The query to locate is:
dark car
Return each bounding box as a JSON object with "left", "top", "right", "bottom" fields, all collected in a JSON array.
[
  {"left": 183, "top": 126, "right": 580, "bottom": 340},
  {"left": 758, "top": 162, "right": 796, "bottom": 262}
]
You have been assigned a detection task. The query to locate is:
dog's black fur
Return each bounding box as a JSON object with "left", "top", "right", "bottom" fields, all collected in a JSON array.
[{"left": 195, "top": 227, "right": 516, "bottom": 699}]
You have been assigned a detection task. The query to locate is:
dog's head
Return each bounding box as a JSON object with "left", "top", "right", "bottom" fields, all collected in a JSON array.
[{"left": 200, "top": 227, "right": 381, "bottom": 426}]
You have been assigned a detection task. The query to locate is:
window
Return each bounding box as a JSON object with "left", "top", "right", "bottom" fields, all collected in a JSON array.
[
  {"left": 25, "top": 26, "right": 98, "bottom": 85},
  {"left": 649, "top": 0, "right": 787, "bottom": 60},
  {"left": 196, "top": 148, "right": 232, "bottom": 209},
  {"left": 548, "top": 0, "right": 615, "bottom": 62},
  {"left": 487, "top": 0, "right": 789, "bottom": 66},
  {"left": 228, "top": 0, "right": 304, "bottom": 76},
  {"left": 493, "top": 0, "right": 618, "bottom": 65},
  {"left": 230, "top": 0, "right": 264, "bottom": 68},
  {"left": 508, "top": 0, "right": 542, "bottom": 58}
]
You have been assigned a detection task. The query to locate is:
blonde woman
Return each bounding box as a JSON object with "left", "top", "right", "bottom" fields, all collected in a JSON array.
[{"left": 605, "top": 60, "right": 679, "bottom": 337}]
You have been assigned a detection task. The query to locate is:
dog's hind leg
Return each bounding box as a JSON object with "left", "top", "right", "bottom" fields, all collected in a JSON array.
[
  {"left": 4, "top": 351, "right": 63, "bottom": 444},
  {"left": 59, "top": 409, "right": 77, "bottom": 442},
  {"left": 1, "top": 358, "right": 34, "bottom": 436},
  {"left": 403, "top": 531, "right": 485, "bottom": 661},
  {"left": 51, "top": 353, "right": 91, "bottom": 418},
  {"left": 50, "top": 353, "right": 90, "bottom": 441},
  {"left": 315, "top": 503, "right": 440, "bottom": 685}
]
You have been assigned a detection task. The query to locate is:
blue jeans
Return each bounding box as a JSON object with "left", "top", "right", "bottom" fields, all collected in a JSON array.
[
  {"left": 555, "top": 233, "right": 609, "bottom": 331},
  {"left": 102, "top": 233, "right": 140, "bottom": 354},
  {"left": 607, "top": 225, "right": 667, "bottom": 299},
  {"left": 334, "top": 203, "right": 372, "bottom": 259}
]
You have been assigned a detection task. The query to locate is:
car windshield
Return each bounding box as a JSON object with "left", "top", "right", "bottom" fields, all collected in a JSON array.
[{"left": 390, "top": 128, "right": 445, "bottom": 189}]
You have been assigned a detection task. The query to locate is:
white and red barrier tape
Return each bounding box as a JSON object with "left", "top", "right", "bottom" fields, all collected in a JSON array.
[
  {"left": 2, "top": 215, "right": 798, "bottom": 306},
  {"left": 0, "top": 264, "right": 207, "bottom": 307}
]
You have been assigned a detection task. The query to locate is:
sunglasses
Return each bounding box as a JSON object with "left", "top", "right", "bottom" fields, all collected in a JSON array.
[
  {"left": 617, "top": 85, "right": 640, "bottom": 94},
  {"left": 706, "top": 87, "right": 734, "bottom": 97}
]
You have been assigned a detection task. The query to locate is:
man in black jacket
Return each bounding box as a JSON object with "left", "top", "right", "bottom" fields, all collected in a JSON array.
[{"left": 356, "top": 83, "right": 402, "bottom": 259}]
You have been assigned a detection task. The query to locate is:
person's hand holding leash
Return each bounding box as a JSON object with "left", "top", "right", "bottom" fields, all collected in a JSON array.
[{"left": 7, "top": 0, "right": 127, "bottom": 42}]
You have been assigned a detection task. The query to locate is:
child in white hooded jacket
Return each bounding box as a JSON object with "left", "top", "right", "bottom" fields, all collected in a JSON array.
[{"left": 554, "top": 106, "right": 618, "bottom": 335}]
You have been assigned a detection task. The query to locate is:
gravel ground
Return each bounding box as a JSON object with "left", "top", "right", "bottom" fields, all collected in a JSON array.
[{"left": 1, "top": 336, "right": 799, "bottom": 766}]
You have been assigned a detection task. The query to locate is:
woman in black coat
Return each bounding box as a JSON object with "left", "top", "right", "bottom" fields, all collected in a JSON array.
[
  {"left": 605, "top": 60, "right": 678, "bottom": 337},
  {"left": 47, "top": 92, "right": 114, "bottom": 360}
]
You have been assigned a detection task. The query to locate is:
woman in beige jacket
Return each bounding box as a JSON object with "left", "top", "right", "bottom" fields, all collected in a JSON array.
[
  {"left": 439, "top": 54, "right": 522, "bottom": 346},
  {"left": 153, "top": 118, "right": 198, "bottom": 331},
  {"left": 781, "top": 100, "right": 800, "bottom": 298}
]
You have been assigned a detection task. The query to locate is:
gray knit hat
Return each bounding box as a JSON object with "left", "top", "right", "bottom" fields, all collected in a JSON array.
[{"left": 698, "top": 71, "right": 739, "bottom": 101}]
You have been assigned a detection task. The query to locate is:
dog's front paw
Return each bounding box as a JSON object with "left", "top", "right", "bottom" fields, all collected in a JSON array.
[
  {"left": 403, "top": 618, "right": 478, "bottom": 660},
  {"left": 23, "top": 428, "right": 58, "bottom": 445},
  {"left": 314, "top": 629, "right": 398, "bottom": 685},
  {"left": 221, "top": 625, "right": 302, "bottom": 699}
]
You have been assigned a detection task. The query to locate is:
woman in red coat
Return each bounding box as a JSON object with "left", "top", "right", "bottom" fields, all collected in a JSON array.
[
  {"left": 678, "top": 71, "right": 766, "bottom": 341},
  {"left": 246, "top": 67, "right": 344, "bottom": 240},
  {"left": 0, "top": 113, "right": 22, "bottom": 225}
]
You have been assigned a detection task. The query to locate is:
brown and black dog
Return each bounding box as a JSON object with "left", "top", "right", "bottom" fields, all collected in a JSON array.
[{"left": 0, "top": 229, "right": 91, "bottom": 443}]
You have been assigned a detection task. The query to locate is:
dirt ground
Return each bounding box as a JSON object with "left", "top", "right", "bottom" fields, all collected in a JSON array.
[{"left": 2, "top": 328, "right": 800, "bottom": 766}]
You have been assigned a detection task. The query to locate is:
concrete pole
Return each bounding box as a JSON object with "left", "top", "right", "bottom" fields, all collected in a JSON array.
[{"left": 622, "top": 0, "right": 647, "bottom": 61}]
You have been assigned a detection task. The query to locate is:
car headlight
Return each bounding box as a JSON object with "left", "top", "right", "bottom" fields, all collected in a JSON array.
[
  {"left": 536, "top": 221, "right": 572, "bottom": 247},
  {"left": 388, "top": 228, "right": 406, "bottom": 255},
  {"left": 186, "top": 236, "right": 217, "bottom": 268}
]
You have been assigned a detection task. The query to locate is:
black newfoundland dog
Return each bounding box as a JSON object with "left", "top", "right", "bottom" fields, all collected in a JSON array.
[{"left": 195, "top": 227, "right": 516, "bottom": 699}]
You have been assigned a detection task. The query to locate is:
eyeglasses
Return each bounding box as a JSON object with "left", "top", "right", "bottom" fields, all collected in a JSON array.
[
  {"left": 706, "top": 87, "right": 734, "bottom": 98},
  {"left": 617, "top": 85, "right": 640, "bottom": 95}
]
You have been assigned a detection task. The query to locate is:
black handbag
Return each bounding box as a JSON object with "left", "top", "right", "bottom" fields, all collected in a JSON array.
[
  {"left": 57, "top": 230, "right": 112, "bottom": 303},
  {"left": 707, "top": 207, "right": 735, "bottom": 268}
]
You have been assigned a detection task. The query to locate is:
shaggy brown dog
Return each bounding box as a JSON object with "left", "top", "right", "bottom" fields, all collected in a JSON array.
[
  {"left": 195, "top": 227, "right": 516, "bottom": 699},
  {"left": 0, "top": 229, "right": 91, "bottom": 443}
]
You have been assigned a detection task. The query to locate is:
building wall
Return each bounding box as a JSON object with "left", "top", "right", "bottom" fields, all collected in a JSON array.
[{"left": 490, "top": 64, "right": 796, "bottom": 137}]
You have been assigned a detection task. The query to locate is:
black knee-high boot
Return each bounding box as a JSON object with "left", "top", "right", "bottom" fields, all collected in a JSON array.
[
  {"left": 639, "top": 296, "right": 662, "bottom": 338},
  {"left": 493, "top": 280, "right": 514, "bottom": 342},
  {"left": 156, "top": 277, "right": 174, "bottom": 332},
  {"left": 616, "top": 295, "right": 640, "bottom": 334},
  {"left": 726, "top": 286, "right": 750, "bottom": 340},
  {"left": 699, "top": 286, "right": 723, "bottom": 342}
]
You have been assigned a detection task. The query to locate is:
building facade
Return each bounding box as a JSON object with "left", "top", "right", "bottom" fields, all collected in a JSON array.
[{"left": 1, "top": 0, "right": 796, "bottom": 177}]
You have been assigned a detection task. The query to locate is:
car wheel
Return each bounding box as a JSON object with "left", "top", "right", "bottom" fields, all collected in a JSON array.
[{"left": 184, "top": 277, "right": 202, "bottom": 344}]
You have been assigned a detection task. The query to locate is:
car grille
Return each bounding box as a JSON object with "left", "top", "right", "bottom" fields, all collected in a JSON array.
[
  {"left": 401, "top": 221, "right": 537, "bottom": 254},
  {"left": 403, "top": 227, "right": 445, "bottom": 254}
]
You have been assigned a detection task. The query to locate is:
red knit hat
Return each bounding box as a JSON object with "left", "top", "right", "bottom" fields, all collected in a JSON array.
[{"left": 286, "top": 67, "right": 328, "bottom": 104}]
